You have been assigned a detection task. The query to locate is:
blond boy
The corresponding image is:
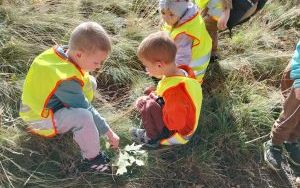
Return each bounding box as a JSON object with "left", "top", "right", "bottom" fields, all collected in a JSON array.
[{"left": 20, "top": 22, "right": 119, "bottom": 172}]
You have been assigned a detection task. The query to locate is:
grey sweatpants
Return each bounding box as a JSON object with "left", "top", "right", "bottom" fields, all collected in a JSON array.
[{"left": 54, "top": 107, "right": 105, "bottom": 159}]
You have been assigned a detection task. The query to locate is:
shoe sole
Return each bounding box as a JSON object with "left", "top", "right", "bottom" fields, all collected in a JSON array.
[{"left": 263, "top": 142, "right": 281, "bottom": 171}]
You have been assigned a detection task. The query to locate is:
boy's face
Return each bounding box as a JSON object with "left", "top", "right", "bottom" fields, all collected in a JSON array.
[
  {"left": 141, "top": 58, "right": 164, "bottom": 79},
  {"left": 76, "top": 49, "right": 108, "bottom": 71},
  {"left": 160, "top": 8, "right": 180, "bottom": 26}
]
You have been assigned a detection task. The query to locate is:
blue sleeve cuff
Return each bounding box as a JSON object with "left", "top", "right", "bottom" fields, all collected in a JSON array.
[
  {"left": 294, "top": 79, "right": 300, "bottom": 88},
  {"left": 88, "top": 105, "right": 110, "bottom": 135}
]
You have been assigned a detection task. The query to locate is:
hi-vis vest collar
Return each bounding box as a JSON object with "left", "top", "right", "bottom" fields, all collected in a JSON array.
[{"left": 19, "top": 47, "right": 94, "bottom": 137}]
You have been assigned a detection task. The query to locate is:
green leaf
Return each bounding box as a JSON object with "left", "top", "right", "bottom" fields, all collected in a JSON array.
[
  {"left": 115, "top": 144, "right": 147, "bottom": 175},
  {"left": 116, "top": 166, "right": 128, "bottom": 175},
  {"left": 124, "top": 143, "right": 143, "bottom": 152},
  {"left": 135, "top": 159, "right": 144, "bottom": 166}
]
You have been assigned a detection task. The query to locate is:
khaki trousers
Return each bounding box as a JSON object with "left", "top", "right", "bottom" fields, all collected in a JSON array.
[{"left": 271, "top": 64, "right": 300, "bottom": 145}]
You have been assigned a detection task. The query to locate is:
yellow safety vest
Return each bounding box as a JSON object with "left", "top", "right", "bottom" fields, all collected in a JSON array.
[
  {"left": 195, "top": 0, "right": 209, "bottom": 9},
  {"left": 163, "top": 12, "right": 212, "bottom": 82},
  {"left": 19, "top": 47, "right": 94, "bottom": 137},
  {"left": 195, "top": 0, "right": 223, "bottom": 21},
  {"left": 156, "top": 76, "right": 202, "bottom": 145}
]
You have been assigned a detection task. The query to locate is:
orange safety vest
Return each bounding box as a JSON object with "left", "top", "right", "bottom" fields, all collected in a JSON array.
[{"left": 156, "top": 66, "right": 203, "bottom": 145}]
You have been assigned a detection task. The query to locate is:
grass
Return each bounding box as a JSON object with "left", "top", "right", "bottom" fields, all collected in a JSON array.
[{"left": 0, "top": 0, "right": 299, "bottom": 187}]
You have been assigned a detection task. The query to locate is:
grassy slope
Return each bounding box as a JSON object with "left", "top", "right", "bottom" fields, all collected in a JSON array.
[{"left": 0, "top": 0, "right": 299, "bottom": 187}]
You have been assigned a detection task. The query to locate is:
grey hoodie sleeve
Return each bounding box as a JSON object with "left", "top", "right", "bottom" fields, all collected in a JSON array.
[
  {"left": 174, "top": 33, "right": 193, "bottom": 66},
  {"left": 55, "top": 80, "right": 110, "bottom": 135}
]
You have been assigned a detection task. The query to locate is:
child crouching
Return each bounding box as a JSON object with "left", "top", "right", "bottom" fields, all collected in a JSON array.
[{"left": 130, "top": 31, "right": 203, "bottom": 147}]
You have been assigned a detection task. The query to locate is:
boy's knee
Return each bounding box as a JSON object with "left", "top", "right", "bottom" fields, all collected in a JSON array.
[{"left": 146, "top": 99, "right": 162, "bottom": 112}]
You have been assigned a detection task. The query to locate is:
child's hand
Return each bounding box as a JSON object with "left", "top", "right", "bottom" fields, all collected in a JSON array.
[
  {"left": 295, "top": 88, "right": 300, "bottom": 100},
  {"left": 217, "top": 9, "right": 230, "bottom": 30},
  {"left": 106, "top": 129, "right": 120, "bottom": 149},
  {"left": 144, "top": 86, "right": 156, "bottom": 95},
  {"left": 135, "top": 96, "right": 148, "bottom": 111},
  {"left": 148, "top": 92, "right": 158, "bottom": 100}
]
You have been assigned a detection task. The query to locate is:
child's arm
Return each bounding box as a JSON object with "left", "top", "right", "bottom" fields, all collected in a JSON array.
[
  {"left": 106, "top": 128, "right": 120, "bottom": 149},
  {"left": 53, "top": 80, "right": 118, "bottom": 137},
  {"left": 222, "top": 0, "right": 232, "bottom": 10},
  {"left": 54, "top": 80, "right": 120, "bottom": 148},
  {"left": 290, "top": 42, "right": 300, "bottom": 100},
  {"left": 217, "top": 0, "right": 232, "bottom": 30},
  {"left": 217, "top": 8, "right": 230, "bottom": 30},
  {"left": 174, "top": 34, "right": 193, "bottom": 66}
]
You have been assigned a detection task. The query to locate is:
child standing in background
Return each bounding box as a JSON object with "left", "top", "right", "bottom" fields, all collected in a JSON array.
[
  {"left": 196, "top": 0, "right": 268, "bottom": 61},
  {"left": 160, "top": 0, "right": 212, "bottom": 83}
]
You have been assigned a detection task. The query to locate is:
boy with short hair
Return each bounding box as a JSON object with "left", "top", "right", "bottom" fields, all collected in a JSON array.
[
  {"left": 264, "top": 41, "right": 300, "bottom": 171},
  {"left": 130, "top": 31, "right": 203, "bottom": 147},
  {"left": 19, "top": 22, "right": 119, "bottom": 172},
  {"left": 159, "top": 0, "right": 212, "bottom": 83}
]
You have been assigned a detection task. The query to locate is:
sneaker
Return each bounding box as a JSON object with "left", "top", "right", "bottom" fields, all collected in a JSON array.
[
  {"left": 129, "top": 128, "right": 159, "bottom": 148},
  {"left": 210, "top": 53, "right": 219, "bottom": 63},
  {"left": 263, "top": 140, "right": 283, "bottom": 171},
  {"left": 81, "top": 152, "right": 111, "bottom": 172},
  {"left": 284, "top": 142, "right": 300, "bottom": 166}
]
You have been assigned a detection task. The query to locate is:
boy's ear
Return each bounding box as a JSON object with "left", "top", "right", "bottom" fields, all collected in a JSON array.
[
  {"left": 75, "top": 48, "right": 86, "bottom": 58},
  {"left": 76, "top": 52, "right": 82, "bottom": 58},
  {"left": 157, "top": 61, "right": 166, "bottom": 68}
]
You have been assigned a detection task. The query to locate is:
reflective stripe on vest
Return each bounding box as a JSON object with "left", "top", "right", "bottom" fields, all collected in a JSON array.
[
  {"left": 26, "top": 111, "right": 57, "bottom": 138},
  {"left": 20, "top": 47, "right": 94, "bottom": 137},
  {"left": 163, "top": 12, "right": 212, "bottom": 82},
  {"left": 190, "top": 52, "right": 211, "bottom": 79},
  {"left": 156, "top": 76, "right": 202, "bottom": 145},
  {"left": 160, "top": 133, "right": 191, "bottom": 145}
]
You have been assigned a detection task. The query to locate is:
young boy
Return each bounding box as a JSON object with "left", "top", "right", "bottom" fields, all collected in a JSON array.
[
  {"left": 196, "top": 0, "right": 268, "bottom": 61},
  {"left": 159, "top": 0, "right": 212, "bottom": 83},
  {"left": 19, "top": 22, "right": 119, "bottom": 172},
  {"left": 264, "top": 41, "right": 300, "bottom": 171},
  {"left": 130, "top": 31, "right": 203, "bottom": 147}
]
